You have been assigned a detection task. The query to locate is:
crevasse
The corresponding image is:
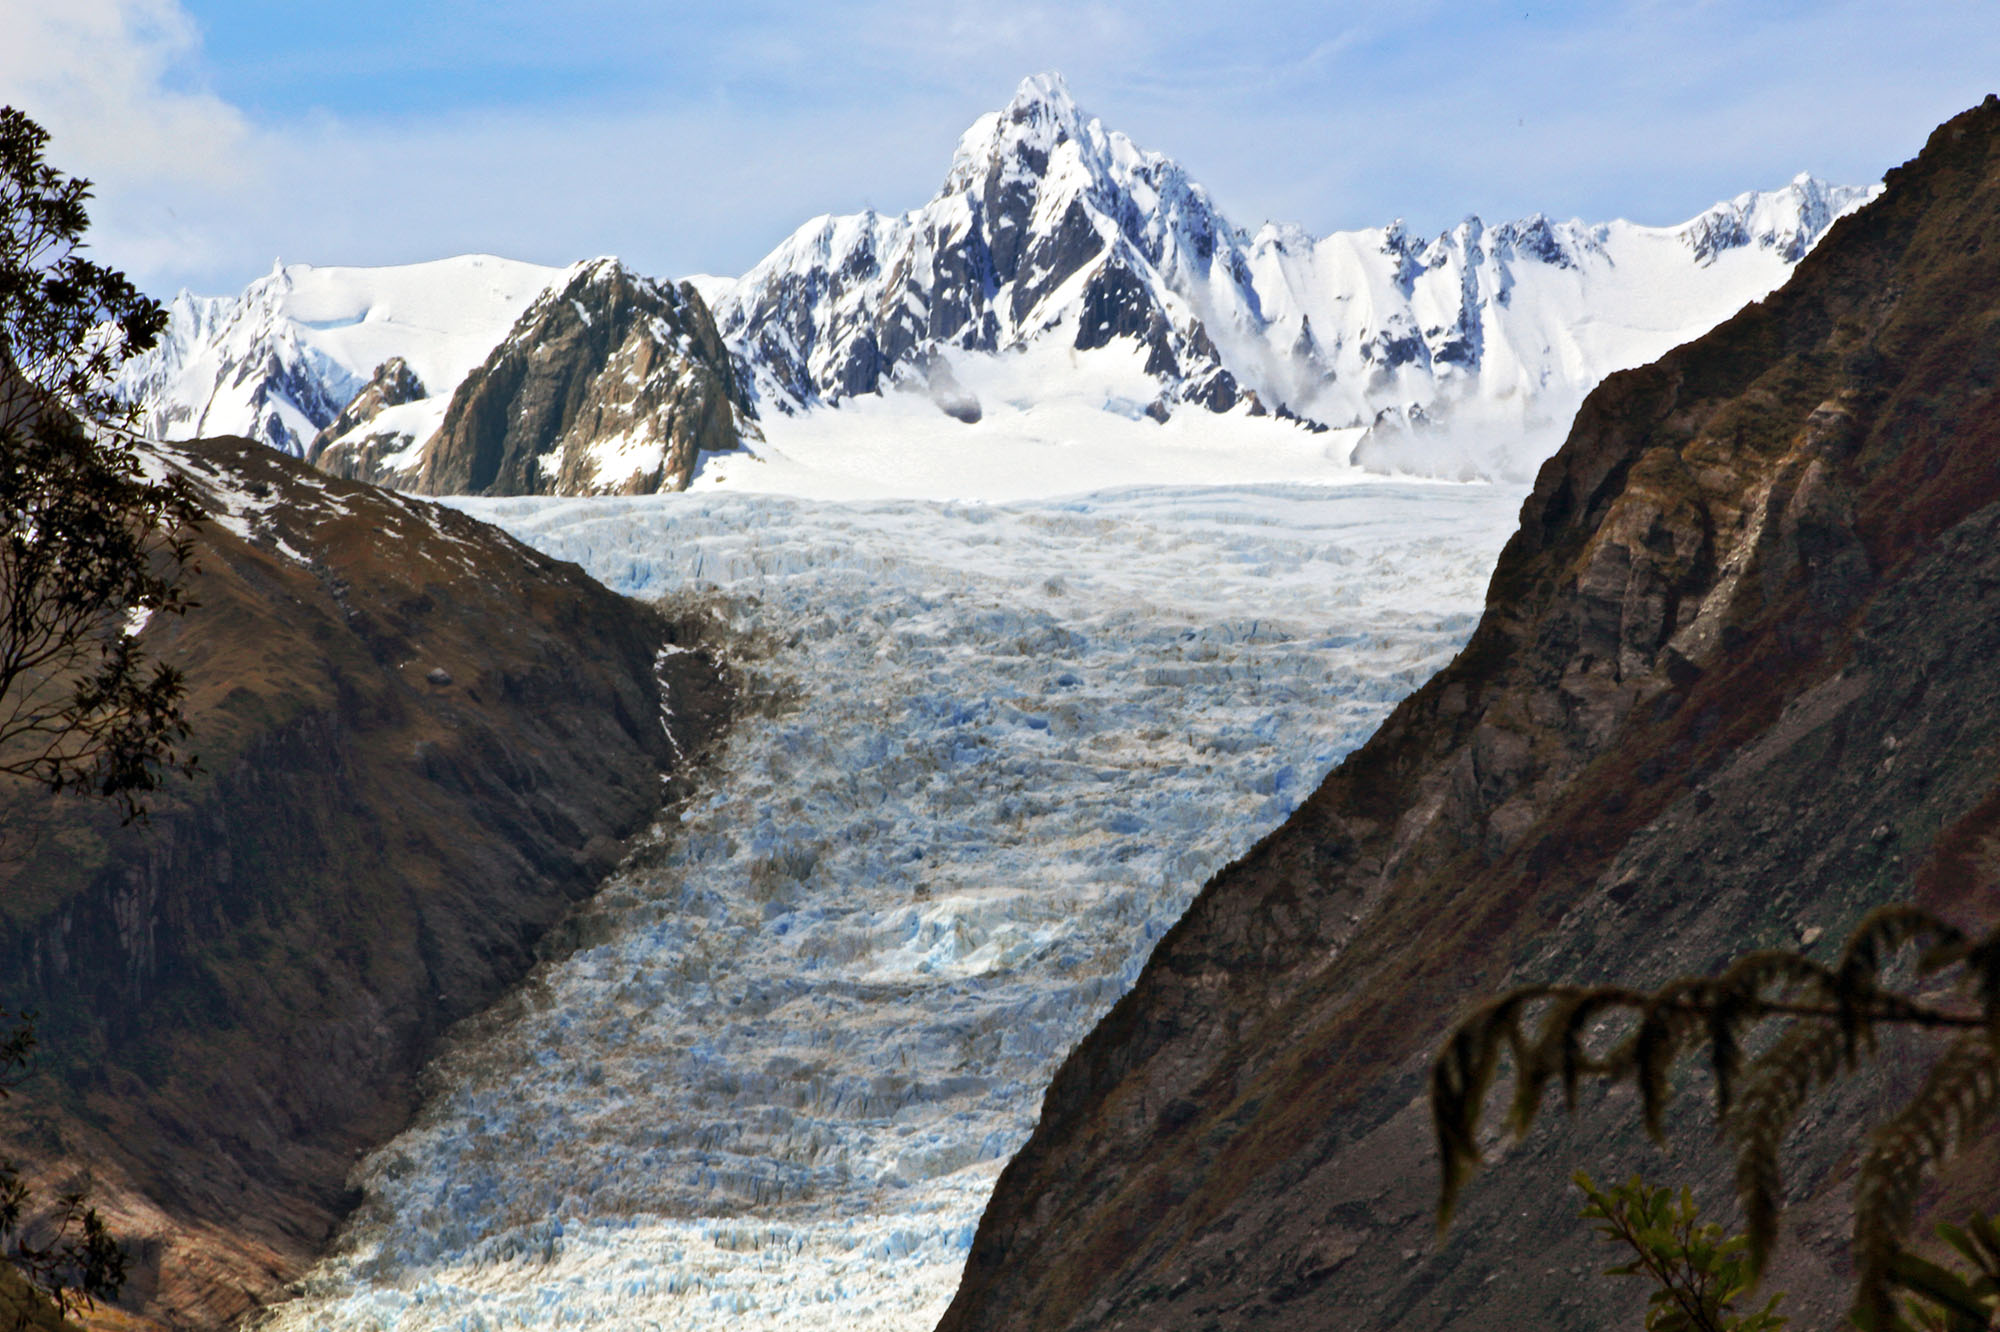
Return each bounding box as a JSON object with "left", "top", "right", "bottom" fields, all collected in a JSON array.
[{"left": 266, "top": 481, "right": 1521, "bottom": 1332}]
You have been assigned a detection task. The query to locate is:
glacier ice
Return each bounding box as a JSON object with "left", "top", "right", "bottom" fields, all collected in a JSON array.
[{"left": 263, "top": 480, "right": 1524, "bottom": 1331}]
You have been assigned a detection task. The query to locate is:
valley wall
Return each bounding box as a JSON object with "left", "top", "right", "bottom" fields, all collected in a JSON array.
[
  {"left": 940, "top": 95, "right": 2000, "bottom": 1332},
  {"left": 0, "top": 438, "right": 733, "bottom": 1329}
]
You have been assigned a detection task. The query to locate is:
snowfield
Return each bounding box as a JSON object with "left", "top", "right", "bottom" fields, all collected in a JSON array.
[{"left": 264, "top": 478, "right": 1523, "bottom": 1331}]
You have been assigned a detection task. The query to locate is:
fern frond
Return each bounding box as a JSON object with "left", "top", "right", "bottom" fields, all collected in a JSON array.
[
  {"left": 1632, "top": 979, "right": 1714, "bottom": 1141},
  {"left": 1434, "top": 984, "right": 1657, "bottom": 1225},
  {"left": 1553, "top": 990, "right": 1647, "bottom": 1108},
  {"left": 1853, "top": 1031, "right": 2000, "bottom": 1329},
  {"left": 1511, "top": 989, "right": 1628, "bottom": 1132},
  {"left": 1839, "top": 906, "right": 1964, "bottom": 988},
  {"left": 1726, "top": 1021, "right": 1849, "bottom": 1279},
  {"left": 1717, "top": 947, "right": 1840, "bottom": 1004},
  {"left": 1433, "top": 988, "right": 1543, "bottom": 1227},
  {"left": 1966, "top": 935, "right": 2000, "bottom": 1036},
  {"left": 1832, "top": 907, "right": 1961, "bottom": 1062}
]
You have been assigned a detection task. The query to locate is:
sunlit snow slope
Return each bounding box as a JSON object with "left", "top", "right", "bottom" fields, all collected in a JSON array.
[
  {"left": 117, "top": 255, "right": 562, "bottom": 455},
  {"left": 265, "top": 480, "right": 1522, "bottom": 1331}
]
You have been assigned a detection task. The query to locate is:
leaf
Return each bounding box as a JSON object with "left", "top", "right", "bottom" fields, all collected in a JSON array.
[{"left": 1889, "top": 1251, "right": 1994, "bottom": 1327}]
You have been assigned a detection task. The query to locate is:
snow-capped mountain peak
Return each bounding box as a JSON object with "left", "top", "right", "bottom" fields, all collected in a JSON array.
[
  {"left": 123, "top": 74, "right": 1877, "bottom": 491},
  {"left": 709, "top": 72, "right": 1872, "bottom": 480},
  {"left": 717, "top": 72, "right": 1259, "bottom": 420},
  {"left": 120, "top": 255, "right": 565, "bottom": 457},
  {"left": 944, "top": 72, "right": 1090, "bottom": 189},
  {"left": 1677, "top": 172, "right": 1878, "bottom": 265}
]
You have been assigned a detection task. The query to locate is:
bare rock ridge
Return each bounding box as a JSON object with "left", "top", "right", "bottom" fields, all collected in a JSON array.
[
  {"left": 0, "top": 437, "right": 733, "bottom": 1329},
  {"left": 409, "top": 258, "right": 757, "bottom": 497},
  {"left": 305, "top": 355, "right": 426, "bottom": 483},
  {"left": 940, "top": 96, "right": 2000, "bottom": 1332}
]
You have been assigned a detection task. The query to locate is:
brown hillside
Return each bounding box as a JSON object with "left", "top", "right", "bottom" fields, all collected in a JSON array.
[
  {"left": 940, "top": 95, "right": 2000, "bottom": 1332},
  {"left": 0, "top": 437, "right": 731, "bottom": 1329}
]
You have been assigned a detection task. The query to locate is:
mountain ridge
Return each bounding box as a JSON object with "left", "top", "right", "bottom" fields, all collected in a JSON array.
[
  {"left": 0, "top": 437, "right": 734, "bottom": 1329},
  {"left": 117, "top": 74, "right": 1872, "bottom": 492}
]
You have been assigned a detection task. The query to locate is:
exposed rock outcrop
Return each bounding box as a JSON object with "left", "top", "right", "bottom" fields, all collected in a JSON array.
[
  {"left": 940, "top": 95, "right": 2000, "bottom": 1332},
  {"left": 713, "top": 72, "right": 1869, "bottom": 460},
  {"left": 0, "top": 437, "right": 733, "bottom": 1329},
  {"left": 116, "top": 256, "right": 560, "bottom": 459},
  {"left": 305, "top": 356, "right": 427, "bottom": 484},
  {"left": 409, "top": 259, "right": 756, "bottom": 496}
]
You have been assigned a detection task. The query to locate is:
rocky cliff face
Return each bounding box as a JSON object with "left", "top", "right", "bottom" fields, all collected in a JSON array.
[
  {"left": 305, "top": 356, "right": 427, "bottom": 484},
  {"left": 939, "top": 96, "right": 2000, "bottom": 1332},
  {"left": 0, "top": 437, "right": 732, "bottom": 1329},
  {"left": 405, "top": 259, "right": 756, "bottom": 497}
]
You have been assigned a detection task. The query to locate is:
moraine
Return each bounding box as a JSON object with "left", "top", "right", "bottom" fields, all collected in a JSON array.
[{"left": 266, "top": 480, "right": 1522, "bottom": 1331}]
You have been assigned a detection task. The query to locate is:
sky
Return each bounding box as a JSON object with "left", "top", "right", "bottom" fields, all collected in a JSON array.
[{"left": 3, "top": 0, "right": 1997, "bottom": 298}]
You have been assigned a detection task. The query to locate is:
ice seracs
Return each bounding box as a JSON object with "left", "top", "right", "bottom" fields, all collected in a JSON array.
[{"left": 261, "top": 480, "right": 1528, "bottom": 1332}]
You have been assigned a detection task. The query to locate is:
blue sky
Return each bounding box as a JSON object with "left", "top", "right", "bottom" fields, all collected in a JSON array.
[{"left": 4, "top": 0, "right": 1996, "bottom": 296}]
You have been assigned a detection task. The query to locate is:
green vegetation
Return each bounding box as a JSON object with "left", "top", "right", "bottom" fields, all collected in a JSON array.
[
  {"left": 1574, "top": 1172, "right": 1788, "bottom": 1332},
  {"left": 0, "top": 104, "right": 199, "bottom": 823},
  {"left": 1573, "top": 1173, "right": 2000, "bottom": 1332},
  {"left": 0, "top": 1011, "right": 121, "bottom": 1329},
  {"left": 0, "top": 103, "right": 198, "bottom": 1325},
  {"left": 1434, "top": 904, "right": 2000, "bottom": 1328}
]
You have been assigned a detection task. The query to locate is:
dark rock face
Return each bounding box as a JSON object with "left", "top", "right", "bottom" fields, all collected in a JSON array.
[
  {"left": 305, "top": 356, "right": 427, "bottom": 484},
  {"left": 939, "top": 96, "right": 2000, "bottom": 1332},
  {"left": 0, "top": 437, "right": 733, "bottom": 1329},
  {"left": 716, "top": 75, "right": 1250, "bottom": 417},
  {"left": 242, "top": 348, "right": 351, "bottom": 454},
  {"left": 409, "top": 260, "right": 754, "bottom": 496}
]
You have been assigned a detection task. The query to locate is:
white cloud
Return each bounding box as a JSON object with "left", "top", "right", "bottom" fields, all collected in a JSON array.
[
  {"left": 0, "top": 0, "right": 268, "bottom": 285},
  {"left": 0, "top": 0, "right": 244, "bottom": 180}
]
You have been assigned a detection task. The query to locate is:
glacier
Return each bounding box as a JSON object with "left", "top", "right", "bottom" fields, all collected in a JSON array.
[{"left": 261, "top": 479, "right": 1525, "bottom": 1331}]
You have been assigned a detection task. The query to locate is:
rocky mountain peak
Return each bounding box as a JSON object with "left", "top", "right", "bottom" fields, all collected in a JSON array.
[
  {"left": 407, "top": 257, "right": 756, "bottom": 497},
  {"left": 125, "top": 76, "right": 1874, "bottom": 489},
  {"left": 941, "top": 72, "right": 1089, "bottom": 190},
  {"left": 1678, "top": 172, "right": 1878, "bottom": 264},
  {"left": 718, "top": 72, "right": 1258, "bottom": 418},
  {"left": 119, "top": 255, "right": 562, "bottom": 459},
  {"left": 306, "top": 356, "right": 429, "bottom": 483}
]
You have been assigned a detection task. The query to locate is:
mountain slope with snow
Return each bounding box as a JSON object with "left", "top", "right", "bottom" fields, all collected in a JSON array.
[
  {"left": 118, "top": 255, "right": 563, "bottom": 456},
  {"left": 711, "top": 73, "right": 1875, "bottom": 482},
  {"left": 119, "top": 75, "right": 1873, "bottom": 491}
]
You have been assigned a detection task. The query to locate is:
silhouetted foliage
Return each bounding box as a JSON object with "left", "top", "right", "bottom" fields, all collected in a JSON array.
[
  {"left": 0, "top": 1011, "right": 123, "bottom": 1329},
  {"left": 0, "top": 105, "right": 200, "bottom": 820},
  {"left": 1886, "top": 1210, "right": 2000, "bottom": 1330},
  {"left": 1433, "top": 904, "right": 2000, "bottom": 1329}
]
